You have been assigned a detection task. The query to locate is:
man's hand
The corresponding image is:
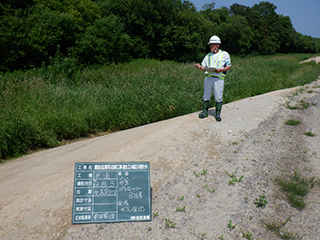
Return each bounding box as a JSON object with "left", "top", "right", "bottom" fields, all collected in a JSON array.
[
  {"left": 195, "top": 63, "right": 204, "bottom": 71},
  {"left": 215, "top": 66, "right": 231, "bottom": 73}
]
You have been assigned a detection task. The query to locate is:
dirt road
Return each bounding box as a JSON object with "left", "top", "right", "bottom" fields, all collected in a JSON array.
[
  {"left": 0, "top": 78, "right": 319, "bottom": 239},
  {"left": 299, "top": 56, "right": 320, "bottom": 64}
]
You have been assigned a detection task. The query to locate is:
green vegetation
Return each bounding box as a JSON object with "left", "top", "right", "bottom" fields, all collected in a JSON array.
[
  {"left": 227, "top": 220, "right": 237, "bottom": 230},
  {"left": 190, "top": 227, "right": 207, "bottom": 240},
  {"left": 175, "top": 206, "right": 186, "bottom": 212},
  {"left": 304, "top": 131, "right": 316, "bottom": 137},
  {"left": 203, "top": 184, "right": 217, "bottom": 193},
  {"left": 254, "top": 195, "right": 268, "bottom": 208},
  {"left": 276, "top": 171, "right": 318, "bottom": 210},
  {"left": 242, "top": 231, "right": 254, "bottom": 240},
  {"left": 194, "top": 169, "right": 208, "bottom": 177},
  {"left": 196, "top": 193, "right": 201, "bottom": 202},
  {"left": 263, "top": 216, "right": 304, "bottom": 239},
  {"left": 285, "top": 119, "right": 301, "bottom": 126},
  {"left": 164, "top": 218, "right": 176, "bottom": 229},
  {"left": 286, "top": 99, "right": 317, "bottom": 110},
  {"left": 1, "top": 55, "right": 320, "bottom": 160},
  {"left": 224, "top": 166, "right": 244, "bottom": 185}
]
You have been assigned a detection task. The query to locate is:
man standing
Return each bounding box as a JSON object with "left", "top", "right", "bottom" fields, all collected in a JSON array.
[{"left": 195, "top": 35, "right": 231, "bottom": 122}]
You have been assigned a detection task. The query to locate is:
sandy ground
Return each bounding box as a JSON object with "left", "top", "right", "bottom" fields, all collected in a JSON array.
[{"left": 0, "top": 72, "right": 319, "bottom": 239}]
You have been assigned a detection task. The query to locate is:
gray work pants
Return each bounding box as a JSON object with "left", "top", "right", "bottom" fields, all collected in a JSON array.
[{"left": 203, "top": 77, "right": 224, "bottom": 102}]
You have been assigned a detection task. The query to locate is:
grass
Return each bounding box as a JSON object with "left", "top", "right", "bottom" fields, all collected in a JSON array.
[
  {"left": 190, "top": 227, "right": 207, "bottom": 239},
  {"left": 286, "top": 99, "right": 317, "bottom": 110},
  {"left": 1, "top": 54, "right": 320, "bottom": 160},
  {"left": 304, "top": 131, "right": 316, "bottom": 137},
  {"left": 285, "top": 119, "right": 301, "bottom": 126},
  {"left": 263, "top": 216, "right": 304, "bottom": 239},
  {"left": 194, "top": 169, "right": 208, "bottom": 177},
  {"left": 224, "top": 167, "right": 239, "bottom": 178},
  {"left": 203, "top": 184, "right": 217, "bottom": 193},
  {"left": 175, "top": 206, "right": 186, "bottom": 212},
  {"left": 242, "top": 231, "right": 253, "bottom": 240},
  {"left": 179, "top": 195, "right": 185, "bottom": 201},
  {"left": 225, "top": 167, "right": 244, "bottom": 185},
  {"left": 196, "top": 193, "right": 201, "bottom": 202},
  {"left": 276, "top": 171, "right": 317, "bottom": 210}
]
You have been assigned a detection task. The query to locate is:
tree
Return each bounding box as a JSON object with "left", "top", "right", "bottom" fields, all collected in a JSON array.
[
  {"left": 277, "top": 15, "right": 295, "bottom": 53},
  {"left": 97, "top": 0, "right": 183, "bottom": 59},
  {"left": 97, "top": 0, "right": 211, "bottom": 62},
  {"left": 27, "top": 4, "right": 79, "bottom": 63},
  {"left": 74, "top": 15, "right": 132, "bottom": 65},
  {"left": 214, "top": 15, "right": 254, "bottom": 55},
  {"left": 33, "top": 0, "right": 101, "bottom": 29},
  {"left": 201, "top": 5, "right": 229, "bottom": 25},
  {"left": 158, "top": 2, "right": 213, "bottom": 62},
  {"left": 0, "top": 0, "right": 101, "bottom": 71},
  {"left": 0, "top": 4, "right": 79, "bottom": 70},
  {"left": 252, "top": 1, "right": 281, "bottom": 54},
  {"left": 0, "top": 8, "right": 28, "bottom": 71},
  {"left": 0, "top": 0, "right": 34, "bottom": 15}
]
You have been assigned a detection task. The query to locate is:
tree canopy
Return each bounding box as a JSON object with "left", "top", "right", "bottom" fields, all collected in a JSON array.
[{"left": 0, "top": 0, "right": 319, "bottom": 71}]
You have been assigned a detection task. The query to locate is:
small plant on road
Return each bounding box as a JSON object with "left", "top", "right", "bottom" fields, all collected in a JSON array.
[
  {"left": 203, "top": 184, "right": 217, "bottom": 193},
  {"left": 190, "top": 227, "right": 207, "bottom": 239},
  {"left": 225, "top": 167, "right": 239, "bottom": 178},
  {"left": 304, "top": 131, "right": 315, "bottom": 137},
  {"left": 227, "top": 220, "right": 237, "bottom": 230},
  {"left": 176, "top": 206, "right": 186, "bottom": 212},
  {"left": 165, "top": 218, "right": 176, "bottom": 229},
  {"left": 194, "top": 169, "right": 208, "bottom": 178},
  {"left": 196, "top": 193, "right": 201, "bottom": 202},
  {"left": 225, "top": 167, "right": 244, "bottom": 185},
  {"left": 285, "top": 119, "right": 301, "bottom": 126},
  {"left": 255, "top": 195, "right": 268, "bottom": 208},
  {"left": 229, "top": 176, "right": 238, "bottom": 185},
  {"left": 242, "top": 231, "right": 253, "bottom": 239},
  {"left": 179, "top": 195, "right": 185, "bottom": 201}
]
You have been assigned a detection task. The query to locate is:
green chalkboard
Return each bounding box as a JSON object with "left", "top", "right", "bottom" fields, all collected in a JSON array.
[{"left": 72, "top": 162, "right": 151, "bottom": 224}]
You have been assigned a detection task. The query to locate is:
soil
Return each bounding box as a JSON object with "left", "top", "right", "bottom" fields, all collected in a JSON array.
[{"left": 0, "top": 66, "right": 319, "bottom": 240}]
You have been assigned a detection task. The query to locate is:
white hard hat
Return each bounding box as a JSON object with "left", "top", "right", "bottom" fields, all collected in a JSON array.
[{"left": 208, "top": 35, "right": 221, "bottom": 44}]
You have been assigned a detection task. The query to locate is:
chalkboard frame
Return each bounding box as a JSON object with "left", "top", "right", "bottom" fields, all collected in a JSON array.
[{"left": 72, "top": 162, "right": 151, "bottom": 224}]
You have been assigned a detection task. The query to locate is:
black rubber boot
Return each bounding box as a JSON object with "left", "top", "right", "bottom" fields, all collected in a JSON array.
[
  {"left": 215, "top": 102, "right": 223, "bottom": 122},
  {"left": 199, "top": 101, "right": 209, "bottom": 118}
]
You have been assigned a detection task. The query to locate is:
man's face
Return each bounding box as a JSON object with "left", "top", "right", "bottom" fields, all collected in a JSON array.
[{"left": 209, "top": 43, "right": 220, "bottom": 52}]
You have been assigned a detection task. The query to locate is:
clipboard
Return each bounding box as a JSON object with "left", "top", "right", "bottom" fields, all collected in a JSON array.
[{"left": 204, "top": 67, "right": 217, "bottom": 72}]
